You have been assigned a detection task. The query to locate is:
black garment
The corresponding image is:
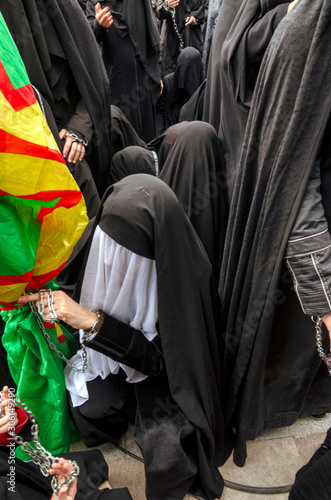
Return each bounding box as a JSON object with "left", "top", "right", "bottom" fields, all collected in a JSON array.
[
  {"left": 202, "top": 0, "right": 289, "bottom": 201},
  {"left": 1, "top": 0, "right": 112, "bottom": 195},
  {"left": 65, "top": 174, "right": 226, "bottom": 499},
  {"left": 111, "top": 146, "right": 158, "bottom": 182},
  {"left": 0, "top": 447, "right": 132, "bottom": 500},
  {"left": 110, "top": 105, "right": 148, "bottom": 157},
  {"left": 33, "top": 87, "right": 100, "bottom": 219},
  {"left": 219, "top": 0, "right": 331, "bottom": 467},
  {"left": 289, "top": 428, "right": 331, "bottom": 500},
  {"left": 202, "top": 0, "right": 223, "bottom": 71},
  {"left": 178, "top": 79, "right": 206, "bottom": 122},
  {"left": 156, "top": 0, "right": 205, "bottom": 75},
  {"left": 109, "top": 124, "right": 228, "bottom": 284},
  {"left": 86, "top": 0, "right": 161, "bottom": 143},
  {"left": 164, "top": 47, "right": 204, "bottom": 128},
  {"left": 147, "top": 121, "right": 188, "bottom": 171},
  {"left": 160, "top": 122, "right": 228, "bottom": 284}
]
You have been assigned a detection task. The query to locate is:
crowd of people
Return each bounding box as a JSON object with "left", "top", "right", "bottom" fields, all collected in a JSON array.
[{"left": 1, "top": 0, "right": 331, "bottom": 499}]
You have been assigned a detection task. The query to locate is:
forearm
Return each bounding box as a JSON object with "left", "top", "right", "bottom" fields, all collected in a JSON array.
[{"left": 285, "top": 161, "right": 331, "bottom": 317}]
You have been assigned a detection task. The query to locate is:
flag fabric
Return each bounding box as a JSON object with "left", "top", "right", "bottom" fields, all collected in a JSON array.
[{"left": 0, "top": 13, "right": 88, "bottom": 456}]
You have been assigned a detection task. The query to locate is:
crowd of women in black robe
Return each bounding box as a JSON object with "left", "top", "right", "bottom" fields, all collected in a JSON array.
[{"left": 1, "top": 0, "right": 331, "bottom": 499}]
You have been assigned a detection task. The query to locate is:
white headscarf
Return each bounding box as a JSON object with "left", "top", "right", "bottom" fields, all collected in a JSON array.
[{"left": 65, "top": 226, "right": 158, "bottom": 407}]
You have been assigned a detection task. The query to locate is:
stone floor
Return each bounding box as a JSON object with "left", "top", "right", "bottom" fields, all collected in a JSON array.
[{"left": 70, "top": 413, "right": 331, "bottom": 499}]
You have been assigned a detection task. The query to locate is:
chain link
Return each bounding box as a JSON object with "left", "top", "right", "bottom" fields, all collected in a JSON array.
[
  {"left": 312, "top": 315, "right": 331, "bottom": 375},
  {"left": 11, "top": 395, "right": 80, "bottom": 493},
  {"left": 30, "top": 301, "right": 88, "bottom": 373},
  {"left": 169, "top": 8, "right": 185, "bottom": 53}
]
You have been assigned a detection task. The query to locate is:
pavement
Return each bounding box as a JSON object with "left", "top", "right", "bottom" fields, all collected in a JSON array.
[{"left": 70, "top": 412, "right": 331, "bottom": 499}]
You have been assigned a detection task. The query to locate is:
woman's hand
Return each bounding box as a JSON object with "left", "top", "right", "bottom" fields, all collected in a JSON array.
[
  {"left": 0, "top": 386, "right": 17, "bottom": 434},
  {"left": 95, "top": 2, "right": 113, "bottom": 28},
  {"left": 59, "top": 129, "right": 86, "bottom": 164},
  {"left": 323, "top": 314, "right": 331, "bottom": 352},
  {"left": 18, "top": 291, "right": 98, "bottom": 331},
  {"left": 185, "top": 16, "right": 197, "bottom": 26},
  {"left": 50, "top": 458, "right": 78, "bottom": 500},
  {"left": 168, "top": 0, "right": 180, "bottom": 8}
]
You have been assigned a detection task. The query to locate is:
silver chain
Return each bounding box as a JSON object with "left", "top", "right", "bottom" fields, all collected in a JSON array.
[
  {"left": 29, "top": 301, "right": 89, "bottom": 373},
  {"left": 8, "top": 394, "right": 80, "bottom": 494},
  {"left": 312, "top": 315, "right": 331, "bottom": 375},
  {"left": 170, "top": 8, "right": 185, "bottom": 53}
]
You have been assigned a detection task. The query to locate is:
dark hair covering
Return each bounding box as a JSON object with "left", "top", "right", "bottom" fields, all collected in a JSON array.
[
  {"left": 147, "top": 121, "right": 188, "bottom": 172},
  {"left": 110, "top": 146, "right": 157, "bottom": 182},
  {"left": 63, "top": 174, "right": 227, "bottom": 499},
  {"left": 165, "top": 47, "right": 204, "bottom": 127},
  {"left": 219, "top": 0, "right": 331, "bottom": 466},
  {"left": 110, "top": 105, "right": 148, "bottom": 157},
  {"left": 1, "top": 0, "right": 112, "bottom": 194}
]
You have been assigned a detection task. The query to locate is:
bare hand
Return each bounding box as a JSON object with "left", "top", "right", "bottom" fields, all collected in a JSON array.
[
  {"left": 159, "top": 80, "right": 164, "bottom": 96},
  {"left": 287, "top": 0, "right": 299, "bottom": 13},
  {"left": 323, "top": 314, "right": 331, "bottom": 352},
  {"left": 185, "top": 16, "right": 197, "bottom": 26},
  {"left": 95, "top": 2, "right": 113, "bottom": 28},
  {"left": 50, "top": 458, "right": 78, "bottom": 500},
  {"left": 0, "top": 386, "right": 17, "bottom": 435},
  {"left": 18, "top": 291, "right": 98, "bottom": 331},
  {"left": 168, "top": 0, "right": 180, "bottom": 8},
  {"left": 59, "top": 129, "right": 85, "bottom": 164}
]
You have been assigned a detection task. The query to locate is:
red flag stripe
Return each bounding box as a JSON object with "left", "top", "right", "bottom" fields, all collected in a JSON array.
[
  {"left": 0, "top": 60, "right": 36, "bottom": 111},
  {"left": 0, "top": 269, "right": 33, "bottom": 286},
  {"left": 0, "top": 129, "right": 64, "bottom": 163}
]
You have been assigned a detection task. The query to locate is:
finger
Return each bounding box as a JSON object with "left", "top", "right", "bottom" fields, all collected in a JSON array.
[
  {"left": 17, "top": 293, "right": 40, "bottom": 304},
  {"left": 69, "top": 143, "right": 81, "bottom": 164},
  {"left": 67, "top": 142, "right": 79, "bottom": 164},
  {"left": 59, "top": 129, "right": 67, "bottom": 140},
  {"left": 63, "top": 137, "right": 74, "bottom": 159},
  {"left": 95, "top": 2, "right": 101, "bottom": 14},
  {"left": 79, "top": 145, "right": 85, "bottom": 162}
]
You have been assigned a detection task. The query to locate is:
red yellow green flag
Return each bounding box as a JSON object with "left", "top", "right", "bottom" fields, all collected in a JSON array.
[{"left": 0, "top": 13, "right": 88, "bottom": 456}]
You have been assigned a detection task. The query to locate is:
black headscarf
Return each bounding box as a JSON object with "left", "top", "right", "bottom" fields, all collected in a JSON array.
[
  {"left": 165, "top": 47, "right": 204, "bottom": 127},
  {"left": 202, "top": 0, "right": 289, "bottom": 200},
  {"left": 1, "top": 0, "right": 111, "bottom": 194},
  {"left": 219, "top": 0, "right": 331, "bottom": 466},
  {"left": 110, "top": 146, "right": 157, "bottom": 182},
  {"left": 110, "top": 105, "right": 148, "bottom": 157},
  {"left": 147, "top": 121, "right": 188, "bottom": 171}
]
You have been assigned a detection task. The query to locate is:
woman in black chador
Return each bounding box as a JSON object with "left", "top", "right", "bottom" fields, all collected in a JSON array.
[
  {"left": 202, "top": 0, "right": 296, "bottom": 202},
  {"left": 156, "top": 0, "right": 205, "bottom": 75},
  {"left": 218, "top": 0, "right": 331, "bottom": 469},
  {"left": 86, "top": 0, "right": 162, "bottom": 143},
  {"left": 21, "top": 175, "right": 228, "bottom": 500}
]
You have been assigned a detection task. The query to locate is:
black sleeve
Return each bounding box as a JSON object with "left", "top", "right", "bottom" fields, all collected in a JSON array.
[{"left": 85, "top": 313, "right": 164, "bottom": 377}]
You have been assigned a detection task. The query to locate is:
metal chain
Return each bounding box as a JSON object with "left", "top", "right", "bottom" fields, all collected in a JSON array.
[
  {"left": 29, "top": 301, "right": 89, "bottom": 373},
  {"left": 11, "top": 394, "right": 80, "bottom": 493},
  {"left": 169, "top": 8, "right": 185, "bottom": 53},
  {"left": 312, "top": 315, "right": 331, "bottom": 375}
]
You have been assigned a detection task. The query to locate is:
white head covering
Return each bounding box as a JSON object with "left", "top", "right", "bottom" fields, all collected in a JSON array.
[{"left": 65, "top": 226, "right": 158, "bottom": 407}]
